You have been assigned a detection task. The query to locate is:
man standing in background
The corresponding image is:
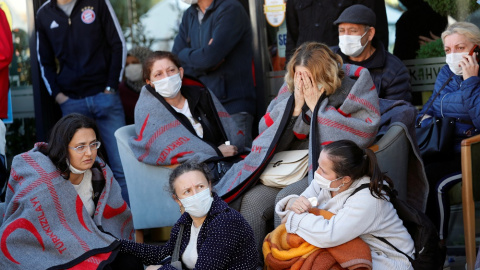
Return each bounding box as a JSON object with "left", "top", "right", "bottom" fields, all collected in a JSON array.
[
  {"left": 36, "top": 0, "right": 129, "bottom": 203},
  {"left": 172, "top": 0, "right": 256, "bottom": 148}
]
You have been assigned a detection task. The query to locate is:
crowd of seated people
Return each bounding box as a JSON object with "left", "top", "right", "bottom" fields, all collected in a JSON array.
[{"left": 4, "top": 2, "right": 480, "bottom": 269}]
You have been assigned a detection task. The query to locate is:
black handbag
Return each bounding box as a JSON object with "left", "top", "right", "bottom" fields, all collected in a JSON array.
[{"left": 415, "top": 73, "right": 456, "bottom": 162}]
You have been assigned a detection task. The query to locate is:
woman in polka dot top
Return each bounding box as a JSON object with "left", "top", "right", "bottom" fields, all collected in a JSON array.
[{"left": 119, "top": 162, "right": 258, "bottom": 269}]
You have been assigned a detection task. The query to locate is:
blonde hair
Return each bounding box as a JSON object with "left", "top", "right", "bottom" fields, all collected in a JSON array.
[
  {"left": 285, "top": 42, "right": 344, "bottom": 96},
  {"left": 441, "top": 22, "right": 480, "bottom": 45}
]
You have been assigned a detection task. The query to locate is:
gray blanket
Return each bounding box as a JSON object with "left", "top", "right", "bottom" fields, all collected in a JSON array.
[
  {"left": 217, "top": 64, "right": 380, "bottom": 202},
  {"left": 129, "top": 85, "right": 245, "bottom": 165},
  {"left": 0, "top": 143, "right": 133, "bottom": 269}
]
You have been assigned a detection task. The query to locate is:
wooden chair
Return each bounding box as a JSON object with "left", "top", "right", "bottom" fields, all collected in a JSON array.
[{"left": 461, "top": 134, "right": 480, "bottom": 270}]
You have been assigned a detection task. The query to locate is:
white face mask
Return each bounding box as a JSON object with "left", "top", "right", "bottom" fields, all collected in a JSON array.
[
  {"left": 314, "top": 171, "right": 344, "bottom": 192},
  {"left": 180, "top": 0, "right": 198, "bottom": 4},
  {"left": 152, "top": 73, "right": 182, "bottom": 98},
  {"left": 338, "top": 30, "right": 369, "bottom": 57},
  {"left": 446, "top": 52, "right": 468, "bottom": 75},
  {"left": 179, "top": 188, "right": 213, "bottom": 218},
  {"left": 66, "top": 159, "right": 87, "bottom": 174},
  {"left": 125, "top": 63, "right": 143, "bottom": 82}
]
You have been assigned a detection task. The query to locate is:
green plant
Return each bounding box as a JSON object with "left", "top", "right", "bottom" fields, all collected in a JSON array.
[
  {"left": 424, "top": 0, "right": 478, "bottom": 20},
  {"left": 416, "top": 38, "right": 445, "bottom": 59}
]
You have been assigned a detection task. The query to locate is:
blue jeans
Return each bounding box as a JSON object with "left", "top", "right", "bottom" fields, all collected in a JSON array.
[
  {"left": 231, "top": 112, "right": 254, "bottom": 149},
  {"left": 60, "top": 92, "right": 129, "bottom": 204}
]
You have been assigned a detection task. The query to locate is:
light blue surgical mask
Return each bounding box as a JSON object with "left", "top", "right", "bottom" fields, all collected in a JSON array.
[{"left": 179, "top": 188, "right": 213, "bottom": 218}]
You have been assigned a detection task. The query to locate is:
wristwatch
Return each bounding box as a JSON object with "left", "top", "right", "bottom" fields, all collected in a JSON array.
[{"left": 105, "top": 86, "right": 117, "bottom": 93}]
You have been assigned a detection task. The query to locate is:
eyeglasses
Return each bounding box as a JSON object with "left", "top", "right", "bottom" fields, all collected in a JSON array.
[{"left": 69, "top": 141, "right": 101, "bottom": 154}]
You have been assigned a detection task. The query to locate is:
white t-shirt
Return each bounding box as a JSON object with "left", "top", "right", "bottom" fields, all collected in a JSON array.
[
  {"left": 173, "top": 100, "right": 204, "bottom": 138},
  {"left": 182, "top": 223, "right": 202, "bottom": 269},
  {"left": 72, "top": 169, "right": 95, "bottom": 217}
]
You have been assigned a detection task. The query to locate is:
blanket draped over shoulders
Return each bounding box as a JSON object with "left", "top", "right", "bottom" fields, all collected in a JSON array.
[
  {"left": 216, "top": 64, "right": 380, "bottom": 202},
  {"left": 0, "top": 143, "right": 133, "bottom": 270},
  {"left": 263, "top": 208, "right": 372, "bottom": 270},
  {"left": 129, "top": 84, "right": 245, "bottom": 165}
]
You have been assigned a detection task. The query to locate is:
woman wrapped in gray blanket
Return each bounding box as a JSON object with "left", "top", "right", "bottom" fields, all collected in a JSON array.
[
  {"left": 128, "top": 51, "right": 245, "bottom": 179},
  {"left": 234, "top": 42, "right": 381, "bottom": 266}
]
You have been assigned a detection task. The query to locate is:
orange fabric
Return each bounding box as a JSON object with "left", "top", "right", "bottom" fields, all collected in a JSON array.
[{"left": 263, "top": 208, "right": 372, "bottom": 270}]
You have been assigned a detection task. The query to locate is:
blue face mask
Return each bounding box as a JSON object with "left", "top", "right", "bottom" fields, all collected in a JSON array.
[{"left": 179, "top": 188, "right": 213, "bottom": 218}]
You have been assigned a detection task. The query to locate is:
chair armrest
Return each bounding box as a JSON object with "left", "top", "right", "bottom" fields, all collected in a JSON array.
[{"left": 462, "top": 134, "right": 480, "bottom": 147}]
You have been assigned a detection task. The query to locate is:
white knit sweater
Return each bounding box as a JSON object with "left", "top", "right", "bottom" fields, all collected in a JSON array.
[{"left": 276, "top": 176, "right": 415, "bottom": 270}]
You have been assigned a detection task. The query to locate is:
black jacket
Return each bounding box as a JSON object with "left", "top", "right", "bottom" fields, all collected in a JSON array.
[
  {"left": 36, "top": 0, "right": 126, "bottom": 98},
  {"left": 332, "top": 39, "right": 412, "bottom": 102},
  {"left": 285, "top": 0, "right": 388, "bottom": 62},
  {"left": 145, "top": 83, "right": 228, "bottom": 148}
]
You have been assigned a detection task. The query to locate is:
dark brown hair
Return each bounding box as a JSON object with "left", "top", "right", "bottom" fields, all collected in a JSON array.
[
  {"left": 43, "top": 113, "right": 104, "bottom": 178},
  {"left": 167, "top": 162, "right": 213, "bottom": 196},
  {"left": 322, "top": 140, "right": 394, "bottom": 201},
  {"left": 143, "top": 51, "right": 182, "bottom": 81}
]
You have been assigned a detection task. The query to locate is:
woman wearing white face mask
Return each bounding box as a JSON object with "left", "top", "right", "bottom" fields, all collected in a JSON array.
[
  {"left": 119, "top": 47, "right": 153, "bottom": 124},
  {"left": 129, "top": 51, "right": 245, "bottom": 180},
  {"left": 119, "top": 162, "right": 258, "bottom": 269},
  {"left": 275, "top": 140, "right": 414, "bottom": 269},
  {"left": 417, "top": 22, "right": 480, "bottom": 254},
  {"left": 0, "top": 114, "right": 140, "bottom": 269}
]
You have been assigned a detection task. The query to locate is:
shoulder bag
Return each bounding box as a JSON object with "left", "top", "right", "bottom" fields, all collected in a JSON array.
[
  {"left": 260, "top": 150, "right": 309, "bottom": 188},
  {"left": 415, "top": 73, "right": 456, "bottom": 162}
]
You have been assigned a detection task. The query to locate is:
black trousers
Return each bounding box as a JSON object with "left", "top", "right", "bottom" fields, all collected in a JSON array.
[{"left": 424, "top": 154, "right": 462, "bottom": 240}]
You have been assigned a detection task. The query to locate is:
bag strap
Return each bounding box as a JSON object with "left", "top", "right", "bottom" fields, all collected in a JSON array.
[
  {"left": 417, "top": 73, "right": 454, "bottom": 125},
  {"left": 171, "top": 224, "right": 185, "bottom": 267},
  {"left": 372, "top": 235, "right": 414, "bottom": 263},
  {"left": 346, "top": 184, "right": 414, "bottom": 263}
]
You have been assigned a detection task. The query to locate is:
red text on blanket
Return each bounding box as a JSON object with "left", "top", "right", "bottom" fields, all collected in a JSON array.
[{"left": 30, "top": 197, "right": 67, "bottom": 254}]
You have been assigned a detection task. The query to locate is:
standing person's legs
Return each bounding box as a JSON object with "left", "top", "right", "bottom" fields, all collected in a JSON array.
[
  {"left": 88, "top": 93, "right": 128, "bottom": 204},
  {"left": 231, "top": 112, "right": 254, "bottom": 148}
]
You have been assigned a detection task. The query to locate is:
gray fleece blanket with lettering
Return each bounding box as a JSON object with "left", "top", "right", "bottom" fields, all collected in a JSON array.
[
  {"left": 0, "top": 143, "right": 134, "bottom": 269},
  {"left": 218, "top": 64, "right": 380, "bottom": 202},
  {"left": 129, "top": 86, "right": 245, "bottom": 165}
]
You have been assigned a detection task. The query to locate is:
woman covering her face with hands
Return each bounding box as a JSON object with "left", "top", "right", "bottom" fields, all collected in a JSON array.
[
  {"left": 221, "top": 42, "right": 381, "bottom": 267},
  {"left": 275, "top": 140, "right": 415, "bottom": 269},
  {"left": 128, "top": 51, "right": 245, "bottom": 180},
  {"left": 119, "top": 162, "right": 258, "bottom": 270}
]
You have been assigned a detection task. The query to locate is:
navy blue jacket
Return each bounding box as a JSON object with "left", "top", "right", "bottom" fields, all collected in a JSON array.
[
  {"left": 332, "top": 39, "right": 412, "bottom": 102},
  {"left": 120, "top": 193, "right": 258, "bottom": 269},
  {"left": 418, "top": 65, "right": 480, "bottom": 152},
  {"left": 36, "top": 0, "right": 126, "bottom": 98},
  {"left": 172, "top": 0, "right": 256, "bottom": 116}
]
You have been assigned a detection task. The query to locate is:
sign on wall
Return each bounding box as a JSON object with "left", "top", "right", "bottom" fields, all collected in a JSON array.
[{"left": 264, "top": 0, "right": 285, "bottom": 27}]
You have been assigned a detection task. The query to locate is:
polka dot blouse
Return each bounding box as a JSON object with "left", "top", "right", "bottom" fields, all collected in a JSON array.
[{"left": 120, "top": 193, "right": 258, "bottom": 269}]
